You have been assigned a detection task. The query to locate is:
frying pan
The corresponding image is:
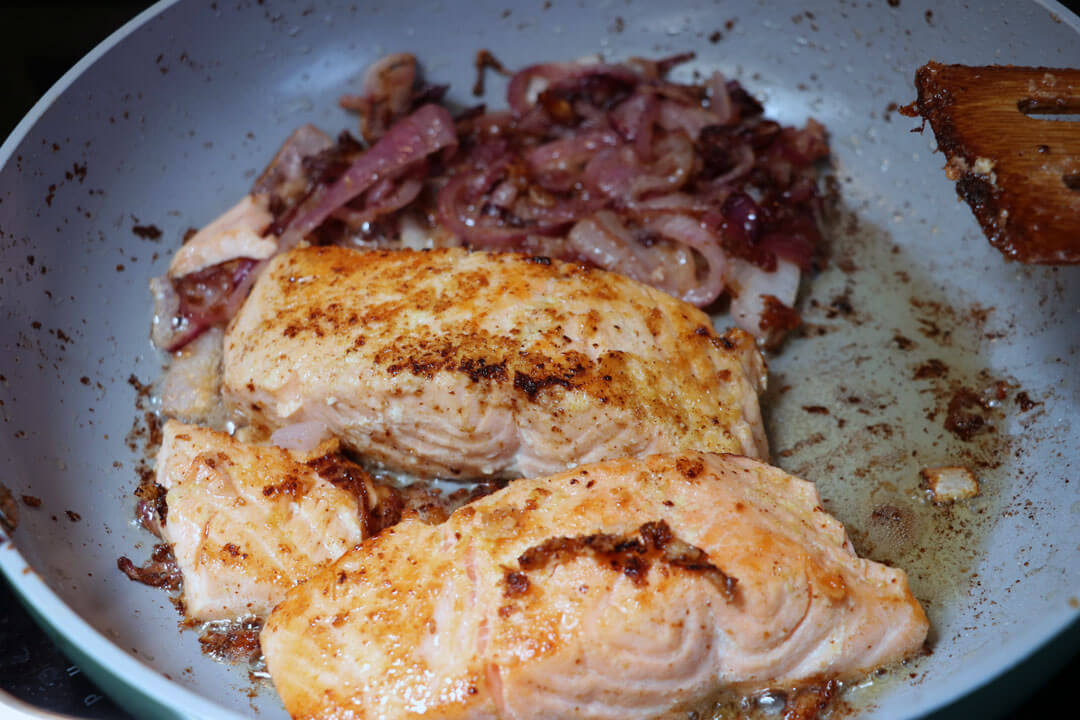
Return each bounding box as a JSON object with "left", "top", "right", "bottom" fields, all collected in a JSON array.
[{"left": 1, "top": 1, "right": 1077, "bottom": 718}]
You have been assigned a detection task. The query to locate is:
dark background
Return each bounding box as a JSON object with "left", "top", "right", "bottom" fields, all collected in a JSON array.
[{"left": 0, "top": 1, "right": 1077, "bottom": 718}]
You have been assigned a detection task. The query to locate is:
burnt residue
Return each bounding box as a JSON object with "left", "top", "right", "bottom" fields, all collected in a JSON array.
[
  {"left": 781, "top": 681, "right": 841, "bottom": 720},
  {"left": 913, "top": 358, "right": 947, "bottom": 379},
  {"left": 825, "top": 290, "right": 855, "bottom": 319},
  {"left": 892, "top": 333, "right": 916, "bottom": 350},
  {"left": 944, "top": 388, "right": 991, "bottom": 441},
  {"left": 132, "top": 223, "right": 163, "bottom": 240},
  {"left": 759, "top": 295, "right": 802, "bottom": 336},
  {"left": 763, "top": 201, "right": 1040, "bottom": 685},
  {"left": 135, "top": 482, "right": 168, "bottom": 537},
  {"left": 305, "top": 452, "right": 410, "bottom": 536},
  {"left": 370, "top": 486, "right": 405, "bottom": 531},
  {"left": 393, "top": 476, "right": 506, "bottom": 525},
  {"left": 503, "top": 520, "right": 737, "bottom": 601},
  {"left": 124, "top": 372, "right": 176, "bottom": 599},
  {"left": 117, "top": 544, "right": 182, "bottom": 591},
  {"left": 1015, "top": 391, "right": 1042, "bottom": 412},
  {"left": 198, "top": 618, "right": 263, "bottom": 665},
  {"left": 472, "top": 48, "right": 509, "bottom": 97}
]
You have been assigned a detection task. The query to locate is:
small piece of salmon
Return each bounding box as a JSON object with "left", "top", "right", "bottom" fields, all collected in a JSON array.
[
  {"left": 156, "top": 420, "right": 399, "bottom": 621},
  {"left": 261, "top": 453, "right": 928, "bottom": 719},
  {"left": 223, "top": 247, "right": 768, "bottom": 480},
  {"left": 168, "top": 194, "right": 277, "bottom": 278}
]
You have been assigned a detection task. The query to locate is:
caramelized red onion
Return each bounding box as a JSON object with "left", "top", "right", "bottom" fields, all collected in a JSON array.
[
  {"left": 287, "top": 104, "right": 458, "bottom": 238},
  {"left": 252, "top": 124, "right": 334, "bottom": 204},
  {"left": 340, "top": 53, "right": 418, "bottom": 143},
  {"left": 505, "top": 60, "right": 640, "bottom": 118},
  {"left": 644, "top": 214, "right": 730, "bottom": 307},
  {"left": 151, "top": 258, "right": 262, "bottom": 352},
  {"left": 157, "top": 52, "right": 829, "bottom": 351},
  {"left": 331, "top": 176, "right": 425, "bottom": 230},
  {"left": 338, "top": 53, "right": 449, "bottom": 144}
]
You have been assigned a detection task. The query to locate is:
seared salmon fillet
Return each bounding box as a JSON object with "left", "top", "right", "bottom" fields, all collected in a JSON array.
[
  {"left": 223, "top": 247, "right": 768, "bottom": 480},
  {"left": 156, "top": 420, "right": 400, "bottom": 621},
  {"left": 261, "top": 453, "right": 928, "bottom": 720}
]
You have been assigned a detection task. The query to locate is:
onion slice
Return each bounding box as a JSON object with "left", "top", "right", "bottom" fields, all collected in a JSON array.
[
  {"left": 288, "top": 104, "right": 458, "bottom": 239},
  {"left": 644, "top": 214, "right": 730, "bottom": 307}
]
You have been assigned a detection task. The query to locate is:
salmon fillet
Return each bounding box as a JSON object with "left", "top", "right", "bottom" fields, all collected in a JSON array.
[
  {"left": 261, "top": 453, "right": 928, "bottom": 720},
  {"left": 156, "top": 420, "right": 400, "bottom": 621},
  {"left": 223, "top": 247, "right": 768, "bottom": 480}
]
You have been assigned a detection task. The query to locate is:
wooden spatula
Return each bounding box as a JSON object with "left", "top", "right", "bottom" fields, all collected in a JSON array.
[{"left": 903, "top": 62, "right": 1080, "bottom": 264}]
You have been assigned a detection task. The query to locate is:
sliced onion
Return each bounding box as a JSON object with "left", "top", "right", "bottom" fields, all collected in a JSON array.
[
  {"left": 331, "top": 177, "right": 424, "bottom": 230},
  {"left": 629, "top": 192, "right": 710, "bottom": 215},
  {"left": 340, "top": 53, "right": 419, "bottom": 143},
  {"left": 288, "top": 104, "right": 458, "bottom": 239},
  {"left": 251, "top": 124, "right": 334, "bottom": 202},
  {"left": 362, "top": 53, "right": 417, "bottom": 106},
  {"left": 245, "top": 52, "right": 830, "bottom": 349},
  {"left": 626, "top": 52, "right": 696, "bottom": 81},
  {"left": 513, "top": 192, "right": 597, "bottom": 228},
  {"left": 760, "top": 227, "right": 817, "bottom": 271},
  {"left": 644, "top": 214, "right": 729, "bottom": 307},
  {"left": 610, "top": 90, "right": 659, "bottom": 160},
  {"left": 584, "top": 132, "right": 694, "bottom": 202},
  {"left": 705, "top": 143, "right": 755, "bottom": 188},
  {"left": 507, "top": 61, "right": 640, "bottom": 117},
  {"left": 526, "top": 130, "right": 620, "bottom": 192},
  {"left": 779, "top": 118, "right": 829, "bottom": 167},
  {"left": 489, "top": 179, "right": 519, "bottom": 208},
  {"left": 706, "top": 72, "right": 734, "bottom": 126},
  {"left": 567, "top": 213, "right": 652, "bottom": 281},
  {"left": 568, "top": 212, "right": 698, "bottom": 299},
  {"left": 436, "top": 171, "right": 526, "bottom": 246},
  {"left": 155, "top": 258, "right": 263, "bottom": 351},
  {"left": 657, "top": 99, "right": 720, "bottom": 140}
]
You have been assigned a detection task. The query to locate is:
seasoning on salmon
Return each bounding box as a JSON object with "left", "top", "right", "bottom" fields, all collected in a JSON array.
[
  {"left": 223, "top": 246, "right": 769, "bottom": 480},
  {"left": 156, "top": 420, "right": 400, "bottom": 622},
  {"left": 261, "top": 452, "right": 929, "bottom": 720}
]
